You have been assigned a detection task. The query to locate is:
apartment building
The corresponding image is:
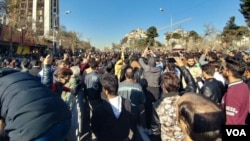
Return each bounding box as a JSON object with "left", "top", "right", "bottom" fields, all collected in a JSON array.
[{"left": 8, "top": 0, "right": 59, "bottom": 37}]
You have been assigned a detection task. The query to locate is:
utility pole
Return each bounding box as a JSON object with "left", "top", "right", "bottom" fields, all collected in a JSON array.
[
  {"left": 52, "top": 13, "right": 56, "bottom": 56},
  {"left": 52, "top": 9, "right": 71, "bottom": 56}
]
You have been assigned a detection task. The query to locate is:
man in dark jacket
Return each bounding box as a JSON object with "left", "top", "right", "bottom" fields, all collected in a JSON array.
[
  {"left": 0, "top": 68, "right": 72, "bottom": 141},
  {"left": 91, "top": 73, "right": 132, "bottom": 141},
  {"left": 200, "top": 63, "right": 225, "bottom": 103}
]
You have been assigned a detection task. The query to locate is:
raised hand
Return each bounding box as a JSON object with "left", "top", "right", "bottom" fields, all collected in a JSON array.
[{"left": 43, "top": 54, "right": 53, "bottom": 65}]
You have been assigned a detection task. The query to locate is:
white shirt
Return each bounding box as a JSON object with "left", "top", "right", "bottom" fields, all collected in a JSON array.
[
  {"left": 109, "top": 96, "right": 122, "bottom": 118},
  {"left": 214, "top": 72, "right": 225, "bottom": 86}
]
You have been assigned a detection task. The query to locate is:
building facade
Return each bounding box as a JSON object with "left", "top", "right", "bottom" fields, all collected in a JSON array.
[
  {"left": 8, "top": 0, "right": 59, "bottom": 37},
  {"left": 43, "top": 0, "right": 59, "bottom": 37},
  {"left": 0, "top": 0, "right": 60, "bottom": 55}
]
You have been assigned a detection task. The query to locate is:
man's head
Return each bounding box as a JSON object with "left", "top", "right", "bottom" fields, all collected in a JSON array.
[
  {"left": 222, "top": 57, "right": 246, "bottom": 80},
  {"left": 242, "top": 50, "right": 250, "bottom": 62},
  {"left": 101, "top": 74, "right": 118, "bottom": 97},
  {"left": 207, "top": 51, "right": 218, "bottom": 62},
  {"left": 244, "top": 64, "right": 250, "bottom": 79},
  {"left": 161, "top": 72, "right": 180, "bottom": 93},
  {"left": 209, "top": 62, "right": 220, "bottom": 73},
  {"left": 57, "top": 60, "right": 70, "bottom": 69},
  {"left": 88, "top": 58, "right": 98, "bottom": 70},
  {"left": 124, "top": 66, "right": 134, "bottom": 80},
  {"left": 54, "top": 68, "right": 73, "bottom": 85},
  {"left": 176, "top": 92, "right": 225, "bottom": 141},
  {"left": 201, "top": 63, "right": 215, "bottom": 80},
  {"left": 104, "top": 62, "right": 114, "bottom": 73},
  {"left": 186, "top": 54, "right": 195, "bottom": 67}
]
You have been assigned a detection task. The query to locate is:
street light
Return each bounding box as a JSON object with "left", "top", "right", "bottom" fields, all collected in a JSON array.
[
  {"left": 160, "top": 8, "right": 172, "bottom": 32},
  {"left": 52, "top": 10, "right": 71, "bottom": 56},
  {"left": 160, "top": 8, "right": 173, "bottom": 50},
  {"left": 65, "top": 10, "right": 71, "bottom": 14}
]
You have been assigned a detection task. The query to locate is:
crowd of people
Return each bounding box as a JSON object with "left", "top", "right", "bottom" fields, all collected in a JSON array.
[{"left": 0, "top": 42, "right": 249, "bottom": 141}]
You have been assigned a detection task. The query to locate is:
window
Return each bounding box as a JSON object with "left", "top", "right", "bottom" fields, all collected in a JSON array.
[
  {"left": 37, "top": 3, "right": 43, "bottom": 8},
  {"left": 21, "top": 3, "right": 26, "bottom": 8},
  {"left": 27, "top": 16, "right": 31, "bottom": 21},
  {"left": 38, "top": 10, "right": 43, "bottom": 15},
  {"left": 39, "top": 16, "right": 43, "bottom": 22},
  {"left": 20, "top": 10, "right": 25, "bottom": 15}
]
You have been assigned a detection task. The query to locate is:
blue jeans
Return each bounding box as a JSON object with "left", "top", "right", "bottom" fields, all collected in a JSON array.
[{"left": 34, "top": 119, "right": 71, "bottom": 141}]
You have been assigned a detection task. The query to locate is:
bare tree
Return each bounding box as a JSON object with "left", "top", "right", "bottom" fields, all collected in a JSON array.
[
  {"left": 202, "top": 23, "right": 219, "bottom": 50},
  {"left": 1, "top": 0, "right": 19, "bottom": 55},
  {"left": 0, "top": 0, "right": 40, "bottom": 55},
  {"left": 203, "top": 23, "right": 218, "bottom": 39}
]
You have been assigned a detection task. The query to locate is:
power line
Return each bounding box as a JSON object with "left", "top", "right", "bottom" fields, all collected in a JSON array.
[{"left": 158, "top": 17, "right": 192, "bottom": 31}]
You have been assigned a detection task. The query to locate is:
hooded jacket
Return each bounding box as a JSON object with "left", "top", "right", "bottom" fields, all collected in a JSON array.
[{"left": 139, "top": 57, "right": 161, "bottom": 87}]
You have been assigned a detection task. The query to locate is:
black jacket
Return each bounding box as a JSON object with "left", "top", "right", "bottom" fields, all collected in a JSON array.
[
  {"left": 91, "top": 98, "right": 132, "bottom": 141},
  {"left": 178, "top": 66, "right": 197, "bottom": 95},
  {"left": 201, "top": 78, "right": 226, "bottom": 103},
  {"left": 0, "top": 68, "right": 71, "bottom": 141}
]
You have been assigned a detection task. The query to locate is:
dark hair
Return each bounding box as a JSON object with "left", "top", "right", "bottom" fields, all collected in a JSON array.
[
  {"left": 124, "top": 58, "right": 130, "bottom": 65},
  {"left": 225, "top": 57, "right": 246, "bottom": 78},
  {"left": 125, "top": 66, "right": 134, "bottom": 79},
  {"left": 201, "top": 63, "right": 215, "bottom": 76},
  {"left": 209, "top": 62, "right": 220, "bottom": 69},
  {"left": 207, "top": 52, "right": 218, "bottom": 61},
  {"left": 105, "top": 62, "right": 114, "bottom": 73},
  {"left": 161, "top": 72, "right": 180, "bottom": 92},
  {"left": 54, "top": 68, "right": 73, "bottom": 78},
  {"left": 176, "top": 93, "right": 225, "bottom": 141},
  {"left": 88, "top": 58, "right": 98, "bottom": 69},
  {"left": 185, "top": 53, "right": 195, "bottom": 60},
  {"left": 165, "top": 62, "right": 176, "bottom": 73},
  {"left": 101, "top": 74, "right": 118, "bottom": 95}
]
